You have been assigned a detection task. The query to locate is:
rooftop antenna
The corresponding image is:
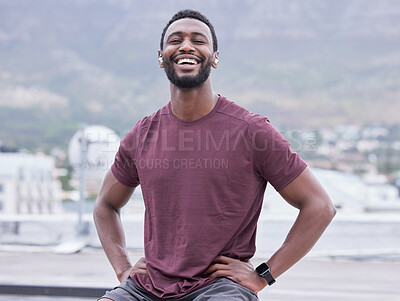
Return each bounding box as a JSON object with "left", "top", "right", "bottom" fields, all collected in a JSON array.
[{"left": 78, "top": 123, "right": 89, "bottom": 235}]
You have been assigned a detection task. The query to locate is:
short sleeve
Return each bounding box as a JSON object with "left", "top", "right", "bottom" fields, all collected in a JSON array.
[
  {"left": 252, "top": 116, "right": 307, "bottom": 191},
  {"left": 111, "top": 124, "right": 140, "bottom": 187}
]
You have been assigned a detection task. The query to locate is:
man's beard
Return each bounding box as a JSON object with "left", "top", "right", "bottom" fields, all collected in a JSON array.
[{"left": 164, "top": 58, "right": 212, "bottom": 89}]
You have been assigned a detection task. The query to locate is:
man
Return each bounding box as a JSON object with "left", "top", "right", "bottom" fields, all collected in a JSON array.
[{"left": 94, "top": 9, "right": 336, "bottom": 301}]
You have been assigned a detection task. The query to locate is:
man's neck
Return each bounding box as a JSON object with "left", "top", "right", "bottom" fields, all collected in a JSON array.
[{"left": 170, "top": 80, "right": 218, "bottom": 122}]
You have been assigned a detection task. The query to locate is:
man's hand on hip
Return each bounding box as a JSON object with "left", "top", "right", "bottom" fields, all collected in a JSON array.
[
  {"left": 204, "top": 255, "right": 268, "bottom": 293},
  {"left": 118, "top": 257, "right": 148, "bottom": 282}
]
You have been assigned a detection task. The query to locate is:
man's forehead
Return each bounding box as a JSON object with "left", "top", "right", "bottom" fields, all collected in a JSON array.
[{"left": 165, "top": 18, "right": 212, "bottom": 39}]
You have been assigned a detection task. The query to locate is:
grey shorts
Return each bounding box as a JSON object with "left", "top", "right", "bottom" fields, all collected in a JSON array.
[{"left": 100, "top": 277, "right": 258, "bottom": 301}]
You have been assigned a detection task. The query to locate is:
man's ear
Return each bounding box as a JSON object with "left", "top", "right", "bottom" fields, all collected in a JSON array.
[
  {"left": 158, "top": 50, "right": 164, "bottom": 68},
  {"left": 212, "top": 51, "right": 219, "bottom": 69}
]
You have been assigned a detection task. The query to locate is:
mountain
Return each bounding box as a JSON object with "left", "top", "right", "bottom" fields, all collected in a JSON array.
[{"left": 1, "top": 0, "right": 400, "bottom": 150}]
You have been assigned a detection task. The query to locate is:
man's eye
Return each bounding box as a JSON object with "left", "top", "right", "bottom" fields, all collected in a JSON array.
[
  {"left": 193, "top": 40, "right": 205, "bottom": 44},
  {"left": 169, "top": 39, "right": 181, "bottom": 44}
]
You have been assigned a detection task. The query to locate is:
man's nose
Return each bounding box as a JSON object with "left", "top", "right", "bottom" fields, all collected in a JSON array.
[{"left": 179, "top": 39, "right": 195, "bottom": 52}]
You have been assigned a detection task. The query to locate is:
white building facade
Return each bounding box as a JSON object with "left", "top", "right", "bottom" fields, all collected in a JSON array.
[{"left": 0, "top": 153, "right": 62, "bottom": 215}]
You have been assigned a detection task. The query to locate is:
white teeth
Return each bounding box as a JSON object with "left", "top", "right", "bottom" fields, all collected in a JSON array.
[{"left": 177, "top": 58, "right": 198, "bottom": 65}]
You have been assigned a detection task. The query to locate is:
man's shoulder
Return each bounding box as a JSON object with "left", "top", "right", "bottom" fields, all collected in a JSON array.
[
  {"left": 218, "top": 96, "right": 270, "bottom": 127},
  {"left": 134, "top": 103, "right": 169, "bottom": 128},
  {"left": 123, "top": 103, "right": 169, "bottom": 140}
]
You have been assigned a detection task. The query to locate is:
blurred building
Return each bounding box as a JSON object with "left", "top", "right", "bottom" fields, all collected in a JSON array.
[{"left": 0, "top": 153, "right": 62, "bottom": 215}]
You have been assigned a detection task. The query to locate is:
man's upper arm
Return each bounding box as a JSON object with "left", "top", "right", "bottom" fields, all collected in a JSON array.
[
  {"left": 96, "top": 169, "right": 136, "bottom": 210},
  {"left": 278, "top": 167, "right": 332, "bottom": 210}
]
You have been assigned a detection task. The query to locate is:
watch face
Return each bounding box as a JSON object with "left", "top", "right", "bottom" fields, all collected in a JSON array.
[
  {"left": 256, "top": 262, "right": 276, "bottom": 285},
  {"left": 256, "top": 263, "right": 269, "bottom": 274}
]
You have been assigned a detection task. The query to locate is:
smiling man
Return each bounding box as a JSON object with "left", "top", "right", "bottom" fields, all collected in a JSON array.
[{"left": 94, "top": 9, "right": 336, "bottom": 301}]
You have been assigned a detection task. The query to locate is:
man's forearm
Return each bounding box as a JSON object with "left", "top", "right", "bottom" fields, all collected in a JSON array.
[
  {"left": 93, "top": 202, "right": 133, "bottom": 281},
  {"left": 266, "top": 202, "right": 336, "bottom": 279}
]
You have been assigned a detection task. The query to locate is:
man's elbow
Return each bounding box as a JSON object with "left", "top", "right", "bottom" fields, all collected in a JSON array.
[
  {"left": 93, "top": 198, "right": 101, "bottom": 225},
  {"left": 321, "top": 198, "right": 337, "bottom": 223},
  {"left": 93, "top": 196, "right": 108, "bottom": 225}
]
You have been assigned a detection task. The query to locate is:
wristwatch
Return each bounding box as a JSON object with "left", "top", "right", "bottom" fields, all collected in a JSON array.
[{"left": 255, "top": 262, "right": 276, "bottom": 286}]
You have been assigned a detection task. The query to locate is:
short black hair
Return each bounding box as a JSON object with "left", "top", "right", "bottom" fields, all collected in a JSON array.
[{"left": 160, "top": 9, "right": 218, "bottom": 52}]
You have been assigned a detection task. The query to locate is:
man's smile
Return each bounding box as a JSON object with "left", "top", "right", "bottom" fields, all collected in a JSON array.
[
  {"left": 172, "top": 54, "right": 203, "bottom": 69},
  {"left": 177, "top": 58, "right": 198, "bottom": 65}
]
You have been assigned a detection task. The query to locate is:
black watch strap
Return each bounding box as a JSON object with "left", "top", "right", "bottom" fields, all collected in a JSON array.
[{"left": 255, "top": 263, "right": 276, "bottom": 286}]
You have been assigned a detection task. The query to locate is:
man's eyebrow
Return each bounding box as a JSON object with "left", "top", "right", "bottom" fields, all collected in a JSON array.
[
  {"left": 191, "top": 32, "right": 209, "bottom": 39},
  {"left": 167, "top": 31, "right": 209, "bottom": 39}
]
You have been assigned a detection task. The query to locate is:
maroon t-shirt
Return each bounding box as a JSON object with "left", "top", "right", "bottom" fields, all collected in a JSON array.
[{"left": 111, "top": 95, "right": 307, "bottom": 298}]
